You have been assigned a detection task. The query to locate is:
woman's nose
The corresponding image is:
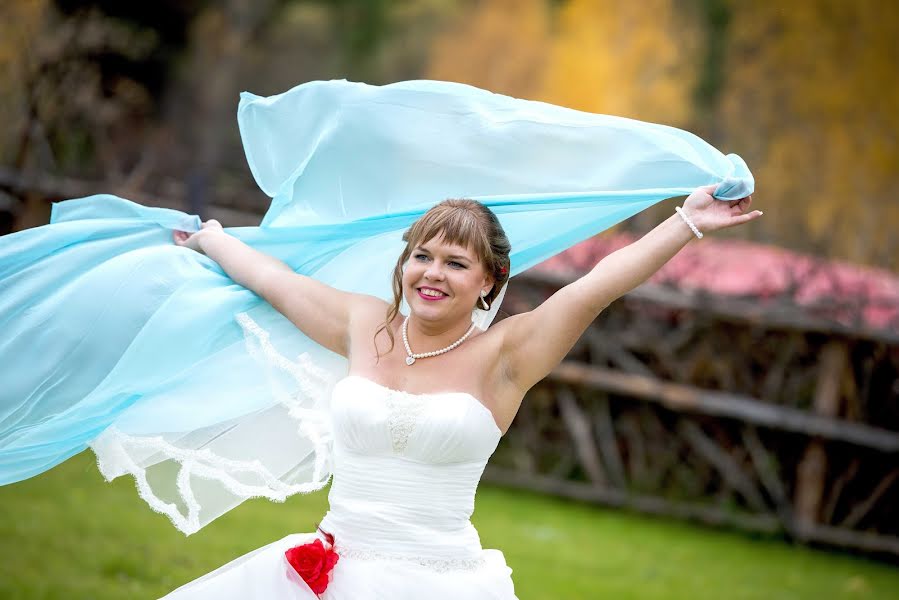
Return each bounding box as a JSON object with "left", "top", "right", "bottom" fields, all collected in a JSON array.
[{"left": 424, "top": 261, "right": 445, "bottom": 280}]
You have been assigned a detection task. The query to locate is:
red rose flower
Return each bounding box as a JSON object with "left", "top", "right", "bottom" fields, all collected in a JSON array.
[{"left": 285, "top": 538, "right": 340, "bottom": 595}]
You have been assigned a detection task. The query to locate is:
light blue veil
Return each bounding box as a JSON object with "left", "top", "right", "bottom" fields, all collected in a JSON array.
[{"left": 0, "top": 79, "right": 753, "bottom": 534}]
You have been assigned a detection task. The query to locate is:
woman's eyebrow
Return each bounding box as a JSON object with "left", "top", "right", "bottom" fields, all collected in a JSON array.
[{"left": 415, "top": 246, "right": 471, "bottom": 262}]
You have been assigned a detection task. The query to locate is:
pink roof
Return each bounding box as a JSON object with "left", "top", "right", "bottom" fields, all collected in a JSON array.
[{"left": 533, "top": 233, "right": 899, "bottom": 335}]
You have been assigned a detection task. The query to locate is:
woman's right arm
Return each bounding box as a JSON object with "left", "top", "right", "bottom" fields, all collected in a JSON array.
[{"left": 176, "top": 223, "right": 376, "bottom": 358}]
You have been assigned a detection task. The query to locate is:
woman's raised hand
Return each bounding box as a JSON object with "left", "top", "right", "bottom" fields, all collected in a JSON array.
[
  {"left": 173, "top": 219, "right": 224, "bottom": 254},
  {"left": 681, "top": 185, "right": 762, "bottom": 235}
]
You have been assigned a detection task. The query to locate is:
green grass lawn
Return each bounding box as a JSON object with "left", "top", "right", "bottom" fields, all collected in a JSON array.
[{"left": 1, "top": 451, "right": 896, "bottom": 599}]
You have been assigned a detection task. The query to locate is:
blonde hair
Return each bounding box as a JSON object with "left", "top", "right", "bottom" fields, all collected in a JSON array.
[{"left": 373, "top": 199, "right": 511, "bottom": 360}]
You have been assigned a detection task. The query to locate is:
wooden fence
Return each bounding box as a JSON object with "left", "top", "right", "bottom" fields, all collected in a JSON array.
[{"left": 488, "top": 271, "right": 899, "bottom": 558}]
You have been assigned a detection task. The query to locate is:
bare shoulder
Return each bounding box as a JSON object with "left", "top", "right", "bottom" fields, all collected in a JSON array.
[
  {"left": 345, "top": 293, "right": 396, "bottom": 353},
  {"left": 348, "top": 293, "right": 391, "bottom": 330},
  {"left": 351, "top": 292, "right": 391, "bottom": 313}
]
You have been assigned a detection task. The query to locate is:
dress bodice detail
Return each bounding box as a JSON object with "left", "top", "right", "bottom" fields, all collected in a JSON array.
[
  {"left": 329, "top": 375, "right": 501, "bottom": 459},
  {"left": 385, "top": 394, "right": 427, "bottom": 454},
  {"left": 317, "top": 375, "right": 502, "bottom": 570}
]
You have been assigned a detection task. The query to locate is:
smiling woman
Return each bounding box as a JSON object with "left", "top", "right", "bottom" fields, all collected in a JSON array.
[
  {"left": 0, "top": 78, "right": 756, "bottom": 599},
  {"left": 163, "top": 186, "right": 757, "bottom": 598},
  {"left": 378, "top": 197, "right": 512, "bottom": 363}
]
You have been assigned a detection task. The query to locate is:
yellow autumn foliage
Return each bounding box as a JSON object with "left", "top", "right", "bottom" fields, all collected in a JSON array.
[
  {"left": 539, "top": 0, "right": 699, "bottom": 125},
  {"left": 721, "top": 0, "right": 899, "bottom": 267},
  {"left": 427, "top": 0, "right": 551, "bottom": 99},
  {"left": 0, "top": 0, "right": 50, "bottom": 164},
  {"left": 428, "top": 0, "right": 698, "bottom": 125},
  {"left": 427, "top": 0, "right": 898, "bottom": 270}
]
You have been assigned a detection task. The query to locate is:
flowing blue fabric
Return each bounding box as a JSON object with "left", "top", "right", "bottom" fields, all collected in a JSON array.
[{"left": 0, "top": 79, "right": 753, "bottom": 533}]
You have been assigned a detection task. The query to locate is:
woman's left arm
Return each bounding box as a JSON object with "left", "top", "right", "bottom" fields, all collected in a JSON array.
[{"left": 499, "top": 185, "right": 762, "bottom": 393}]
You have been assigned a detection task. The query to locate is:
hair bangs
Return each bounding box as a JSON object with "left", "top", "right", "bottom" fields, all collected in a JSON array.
[
  {"left": 376, "top": 198, "right": 511, "bottom": 361},
  {"left": 409, "top": 206, "right": 492, "bottom": 265}
]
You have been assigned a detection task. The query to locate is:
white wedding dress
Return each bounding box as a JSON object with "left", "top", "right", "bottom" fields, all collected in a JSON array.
[{"left": 162, "top": 374, "right": 517, "bottom": 599}]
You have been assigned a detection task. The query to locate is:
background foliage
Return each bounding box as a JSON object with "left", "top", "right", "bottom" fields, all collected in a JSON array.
[{"left": 1, "top": 0, "right": 897, "bottom": 269}]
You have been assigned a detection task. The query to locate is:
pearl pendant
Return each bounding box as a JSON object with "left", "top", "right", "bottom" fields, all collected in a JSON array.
[{"left": 406, "top": 356, "right": 416, "bottom": 365}]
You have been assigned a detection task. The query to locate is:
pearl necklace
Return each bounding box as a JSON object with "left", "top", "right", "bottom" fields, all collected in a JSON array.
[{"left": 402, "top": 315, "right": 476, "bottom": 365}]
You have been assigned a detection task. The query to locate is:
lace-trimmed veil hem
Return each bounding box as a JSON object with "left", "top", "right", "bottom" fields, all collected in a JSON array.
[{"left": 88, "top": 312, "right": 339, "bottom": 535}]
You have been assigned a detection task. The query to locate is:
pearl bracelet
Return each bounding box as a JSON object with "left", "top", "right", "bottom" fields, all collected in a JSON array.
[{"left": 675, "top": 206, "right": 703, "bottom": 239}]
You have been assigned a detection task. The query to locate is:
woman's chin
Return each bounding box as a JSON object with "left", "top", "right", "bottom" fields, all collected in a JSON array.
[
  {"left": 411, "top": 303, "right": 445, "bottom": 318},
  {"left": 409, "top": 299, "right": 457, "bottom": 321}
]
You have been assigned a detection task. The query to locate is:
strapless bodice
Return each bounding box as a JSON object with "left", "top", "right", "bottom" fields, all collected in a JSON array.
[{"left": 317, "top": 375, "right": 502, "bottom": 562}]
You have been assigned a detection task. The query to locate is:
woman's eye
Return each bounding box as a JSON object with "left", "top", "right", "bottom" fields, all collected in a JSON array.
[{"left": 414, "top": 254, "right": 464, "bottom": 268}]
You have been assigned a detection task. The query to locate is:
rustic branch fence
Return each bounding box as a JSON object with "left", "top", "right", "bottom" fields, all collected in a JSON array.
[{"left": 489, "top": 271, "right": 899, "bottom": 558}]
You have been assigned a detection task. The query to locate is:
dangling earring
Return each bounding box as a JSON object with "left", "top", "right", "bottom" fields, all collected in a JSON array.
[{"left": 479, "top": 290, "right": 489, "bottom": 310}]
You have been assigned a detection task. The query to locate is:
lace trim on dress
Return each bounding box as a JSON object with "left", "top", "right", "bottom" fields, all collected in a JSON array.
[
  {"left": 335, "top": 545, "right": 487, "bottom": 572},
  {"left": 89, "top": 312, "right": 337, "bottom": 535}
]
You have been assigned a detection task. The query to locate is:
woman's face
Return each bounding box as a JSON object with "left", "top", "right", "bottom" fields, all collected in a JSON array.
[{"left": 402, "top": 234, "right": 493, "bottom": 323}]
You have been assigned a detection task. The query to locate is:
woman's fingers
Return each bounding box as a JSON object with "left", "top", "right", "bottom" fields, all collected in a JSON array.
[
  {"left": 732, "top": 212, "right": 755, "bottom": 226},
  {"left": 173, "top": 229, "right": 196, "bottom": 247},
  {"left": 731, "top": 195, "right": 752, "bottom": 212},
  {"left": 172, "top": 220, "right": 220, "bottom": 248}
]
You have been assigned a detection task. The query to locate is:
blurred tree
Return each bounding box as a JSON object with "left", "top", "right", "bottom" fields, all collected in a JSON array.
[
  {"left": 4, "top": 0, "right": 898, "bottom": 272},
  {"left": 538, "top": 0, "right": 702, "bottom": 232},
  {"left": 0, "top": 0, "right": 224, "bottom": 195},
  {"left": 0, "top": 0, "right": 461, "bottom": 231},
  {"left": 164, "top": 0, "right": 277, "bottom": 217},
  {"left": 427, "top": 0, "right": 551, "bottom": 99},
  {"left": 427, "top": 0, "right": 700, "bottom": 232},
  {"left": 1, "top": 0, "right": 51, "bottom": 169},
  {"left": 326, "top": 0, "right": 391, "bottom": 79},
  {"left": 0, "top": 0, "right": 188, "bottom": 228},
  {"left": 539, "top": 0, "right": 700, "bottom": 126},
  {"left": 691, "top": 0, "right": 729, "bottom": 140},
  {"left": 719, "top": 0, "right": 899, "bottom": 269}
]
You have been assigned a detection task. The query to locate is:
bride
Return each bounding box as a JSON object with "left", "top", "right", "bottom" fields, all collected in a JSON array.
[
  {"left": 0, "top": 78, "right": 759, "bottom": 599},
  {"left": 168, "top": 183, "right": 758, "bottom": 598}
]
